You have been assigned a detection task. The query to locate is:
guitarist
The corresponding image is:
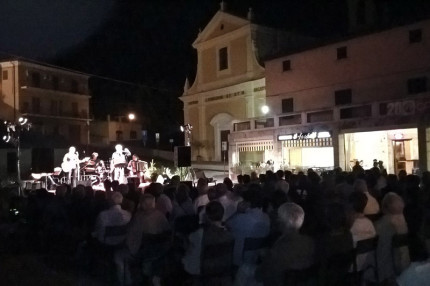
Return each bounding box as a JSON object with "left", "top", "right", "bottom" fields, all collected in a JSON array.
[{"left": 62, "top": 146, "right": 80, "bottom": 187}]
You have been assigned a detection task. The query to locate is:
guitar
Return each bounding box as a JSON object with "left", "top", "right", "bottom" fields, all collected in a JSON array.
[{"left": 61, "top": 157, "right": 90, "bottom": 173}]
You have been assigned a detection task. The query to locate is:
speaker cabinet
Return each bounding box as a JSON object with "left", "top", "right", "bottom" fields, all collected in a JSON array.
[{"left": 174, "top": 146, "right": 191, "bottom": 167}]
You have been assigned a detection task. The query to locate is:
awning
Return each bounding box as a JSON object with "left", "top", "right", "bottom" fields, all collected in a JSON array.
[{"left": 237, "top": 141, "right": 274, "bottom": 152}]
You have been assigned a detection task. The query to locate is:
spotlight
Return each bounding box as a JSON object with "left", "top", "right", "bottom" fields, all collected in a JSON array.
[
  {"left": 18, "top": 117, "right": 28, "bottom": 125},
  {"left": 3, "top": 134, "right": 11, "bottom": 143}
]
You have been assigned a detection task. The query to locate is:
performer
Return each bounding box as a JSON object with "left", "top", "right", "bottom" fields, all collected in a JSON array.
[
  {"left": 127, "top": 154, "right": 147, "bottom": 184},
  {"left": 110, "top": 144, "right": 131, "bottom": 184},
  {"left": 84, "top": 152, "right": 106, "bottom": 174},
  {"left": 62, "top": 146, "right": 80, "bottom": 187}
]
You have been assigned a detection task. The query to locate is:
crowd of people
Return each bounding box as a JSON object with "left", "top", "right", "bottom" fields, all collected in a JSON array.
[{"left": 1, "top": 164, "right": 430, "bottom": 286}]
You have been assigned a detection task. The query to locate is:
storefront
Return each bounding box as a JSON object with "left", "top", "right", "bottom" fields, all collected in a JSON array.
[
  {"left": 278, "top": 132, "right": 334, "bottom": 172},
  {"left": 342, "top": 128, "right": 419, "bottom": 174}
]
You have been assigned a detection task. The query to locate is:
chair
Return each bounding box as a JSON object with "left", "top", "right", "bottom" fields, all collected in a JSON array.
[
  {"left": 241, "top": 236, "right": 270, "bottom": 263},
  {"left": 352, "top": 236, "right": 379, "bottom": 286}
]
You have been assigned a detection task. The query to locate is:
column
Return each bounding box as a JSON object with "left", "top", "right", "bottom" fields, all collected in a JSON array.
[{"left": 418, "top": 124, "right": 428, "bottom": 172}]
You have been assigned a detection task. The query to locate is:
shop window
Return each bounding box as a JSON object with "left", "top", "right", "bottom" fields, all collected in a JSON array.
[
  {"left": 130, "top": 130, "right": 137, "bottom": 140},
  {"left": 282, "top": 98, "right": 294, "bottom": 113},
  {"left": 307, "top": 110, "right": 333, "bottom": 123},
  {"left": 335, "top": 89, "right": 352, "bottom": 105},
  {"left": 337, "top": 46, "right": 347, "bottom": 60},
  {"left": 340, "top": 105, "right": 371, "bottom": 119},
  {"left": 282, "top": 60, "right": 291, "bottom": 72},
  {"left": 32, "top": 72, "right": 41, "bottom": 87},
  {"left": 409, "top": 29, "right": 422, "bottom": 43},
  {"left": 279, "top": 114, "right": 301, "bottom": 126},
  {"left": 2, "top": 70, "right": 8, "bottom": 80},
  {"left": 219, "top": 47, "right": 228, "bottom": 71},
  {"left": 407, "top": 77, "right": 427, "bottom": 94}
]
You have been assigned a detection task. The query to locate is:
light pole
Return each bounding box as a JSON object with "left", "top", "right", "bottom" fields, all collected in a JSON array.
[{"left": 3, "top": 117, "right": 31, "bottom": 188}]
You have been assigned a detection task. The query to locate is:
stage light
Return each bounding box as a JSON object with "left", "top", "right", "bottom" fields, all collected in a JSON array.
[
  {"left": 3, "top": 134, "right": 11, "bottom": 143},
  {"left": 18, "top": 117, "right": 28, "bottom": 125},
  {"left": 128, "top": 113, "right": 135, "bottom": 120}
]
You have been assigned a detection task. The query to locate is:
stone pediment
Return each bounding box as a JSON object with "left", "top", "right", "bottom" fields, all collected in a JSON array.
[{"left": 193, "top": 11, "right": 249, "bottom": 47}]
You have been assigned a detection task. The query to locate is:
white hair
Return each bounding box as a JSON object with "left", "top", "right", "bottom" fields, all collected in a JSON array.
[{"left": 278, "top": 202, "right": 305, "bottom": 230}]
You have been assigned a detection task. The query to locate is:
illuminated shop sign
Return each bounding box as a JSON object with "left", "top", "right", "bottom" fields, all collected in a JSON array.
[{"left": 278, "top": 131, "right": 331, "bottom": 141}]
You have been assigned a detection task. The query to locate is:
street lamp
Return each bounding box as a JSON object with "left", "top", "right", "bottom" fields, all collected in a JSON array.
[
  {"left": 180, "top": 124, "right": 193, "bottom": 146},
  {"left": 3, "top": 117, "right": 31, "bottom": 187},
  {"left": 261, "top": 105, "right": 269, "bottom": 115}
]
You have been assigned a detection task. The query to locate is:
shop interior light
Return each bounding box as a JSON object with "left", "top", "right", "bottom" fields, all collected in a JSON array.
[
  {"left": 278, "top": 134, "right": 293, "bottom": 141},
  {"left": 317, "top": 131, "right": 331, "bottom": 138},
  {"left": 308, "top": 132, "right": 317, "bottom": 139}
]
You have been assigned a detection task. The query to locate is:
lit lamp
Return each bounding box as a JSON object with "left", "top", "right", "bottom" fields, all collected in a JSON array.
[
  {"left": 180, "top": 124, "right": 193, "bottom": 146},
  {"left": 261, "top": 105, "right": 269, "bottom": 115}
]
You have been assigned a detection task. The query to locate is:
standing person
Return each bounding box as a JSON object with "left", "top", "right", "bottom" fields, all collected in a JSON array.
[
  {"left": 62, "top": 146, "right": 80, "bottom": 187},
  {"left": 111, "top": 144, "right": 131, "bottom": 184}
]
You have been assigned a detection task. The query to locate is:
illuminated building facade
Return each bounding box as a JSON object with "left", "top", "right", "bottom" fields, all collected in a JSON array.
[
  {"left": 230, "top": 19, "right": 430, "bottom": 175},
  {"left": 0, "top": 60, "right": 91, "bottom": 144},
  {"left": 180, "top": 4, "right": 310, "bottom": 162}
]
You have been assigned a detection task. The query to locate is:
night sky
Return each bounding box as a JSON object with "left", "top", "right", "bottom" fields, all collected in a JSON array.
[{"left": 0, "top": 0, "right": 428, "bottom": 145}]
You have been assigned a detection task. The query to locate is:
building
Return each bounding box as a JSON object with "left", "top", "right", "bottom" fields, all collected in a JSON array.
[
  {"left": 180, "top": 3, "right": 310, "bottom": 162},
  {"left": 0, "top": 60, "right": 91, "bottom": 144},
  {"left": 229, "top": 19, "right": 430, "bottom": 176},
  {"left": 0, "top": 60, "right": 90, "bottom": 179},
  {"left": 90, "top": 114, "right": 142, "bottom": 145}
]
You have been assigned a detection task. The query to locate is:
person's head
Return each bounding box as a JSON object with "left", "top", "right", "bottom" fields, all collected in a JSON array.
[
  {"left": 382, "top": 192, "right": 405, "bottom": 215},
  {"left": 276, "top": 170, "right": 285, "bottom": 180},
  {"left": 146, "top": 182, "right": 163, "bottom": 198},
  {"left": 55, "top": 184, "right": 67, "bottom": 197},
  {"left": 242, "top": 183, "right": 263, "bottom": 208},
  {"left": 207, "top": 187, "right": 218, "bottom": 201},
  {"left": 150, "top": 172, "right": 158, "bottom": 183},
  {"left": 275, "top": 180, "right": 290, "bottom": 194},
  {"left": 117, "top": 183, "right": 129, "bottom": 195},
  {"left": 205, "top": 201, "right": 224, "bottom": 222},
  {"left": 170, "top": 175, "right": 180, "bottom": 186},
  {"left": 237, "top": 174, "right": 244, "bottom": 184},
  {"left": 69, "top": 146, "right": 76, "bottom": 154},
  {"left": 353, "top": 179, "right": 368, "bottom": 193},
  {"left": 139, "top": 193, "right": 156, "bottom": 210},
  {"left": 176, "top": 183, "right": 190, "bottom": 204},
  {"left": 250, "top": 171, "right": 258, "bottom": 182},
  {"left": 223, "top": 177, "right": 233, "bottom": 191},
  {"left": 243, "top": 174, "right": 251, "bottom": 184},
  {"left": 278, "top": 202, "right": 305, "bottom": 231},
  {"left": 349, "top": 191, "right": 368, "bottom": 214},
  {"left": 197, "top": 178, "right": 208, "bottom": 194},
  {"left": 115, "top": 144, "right": 123, "bottom": 152},
  {"left": 132, "top": 154, "right": 139, "bottom": 161},
  {"left": 215, "top": 183, "right": 228, "bottom": 197},
  {"left": 91, "top": 152, "right": 98, "bottom": 159},
  {"left": 111, "top": 191, "right": 123, "bottom": 205}
]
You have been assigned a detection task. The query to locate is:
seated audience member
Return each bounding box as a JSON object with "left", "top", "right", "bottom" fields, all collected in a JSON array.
[
  {"left": 349, "top": 191, "right": 377, "bottom": 273},
  {"left": 145, "top": 183, "right": 172, "bottom": 217},
  {"left": 255, "top": 203, "right": 315, "bottom": 286},
  {"left": 317, "top": 202, "right": 354, "bottom": 286},
  {"left": 170, "top": 183, "right": 195, "bottom": 223},
  {"left": 115, "top": 193, "right": 170, "bottom": 285},
  {"left": 354, "top": 179, "right": 380, "bottom": 215},
  {"left": 92, "top": 191, "right": 132, "bottom": 246},
  {"left": 375, "top": 192, "right": 410, "bottom": 283},
  {"left": 216, "top": 183, "right": 238, "bottom": 221},
  {"left": 182, "top": 201, "right": 234, "bottom": 278},
  {"left": 396, "top": 259, "right": 430, "bottom": 286},
  {"left": 226, "top": 184, "right": 270, "bottom": 266},
  {"left": 194, "top": 178, "right": 209, "bottom": 212}
]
